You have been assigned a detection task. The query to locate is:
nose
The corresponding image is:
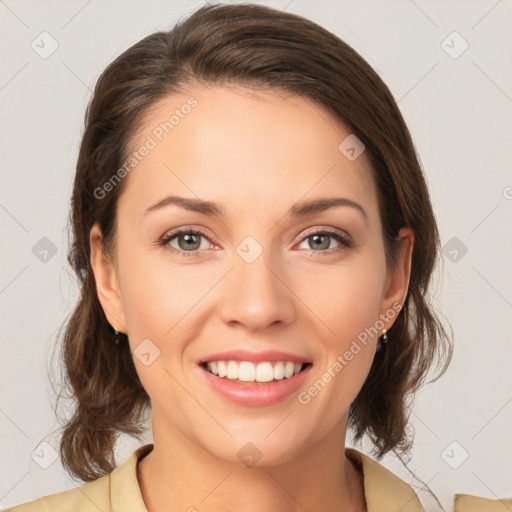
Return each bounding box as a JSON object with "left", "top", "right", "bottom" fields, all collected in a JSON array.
[{"left": 218, "top": 245, "right": 297, "bottom": 332}]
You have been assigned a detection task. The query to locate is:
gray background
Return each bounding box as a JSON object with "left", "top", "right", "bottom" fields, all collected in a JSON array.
[{"left": 1, "top": 0, "right": 511, "bottom": 510}]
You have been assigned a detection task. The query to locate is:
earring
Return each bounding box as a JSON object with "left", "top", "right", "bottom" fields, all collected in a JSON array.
[
  {"left": 376, "top": 328, "right": 388, "bottom": 353},
  {"left": 109, "top": 323, "right": 122, "bottom": 345}
]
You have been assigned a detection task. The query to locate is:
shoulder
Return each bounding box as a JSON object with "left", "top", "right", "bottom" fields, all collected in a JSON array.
[
  {"left": 3, "top": 475, "right": 110, "bottom": 512},
  {"left": 4, "top": 443, "right": 153, "bottom": 512},
  {"left": 346, "top": 448, "right": 512, "bottom": 512},
  {"left": 453, "top": 493, "right": 512, "bottom": 511},
  {"left": 345, "top": 447, "right": 424, "bottom": 511}
]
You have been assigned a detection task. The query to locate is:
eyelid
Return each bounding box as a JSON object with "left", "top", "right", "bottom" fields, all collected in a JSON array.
[
  {"left": 159, "top": 225, "right": 350, "bottom": 242},
  {"left": 160, "top": 225, "right": 214, "bottom": 241},
  {"left": 299, "top": 225, "right": 351, "bottom": 240}
]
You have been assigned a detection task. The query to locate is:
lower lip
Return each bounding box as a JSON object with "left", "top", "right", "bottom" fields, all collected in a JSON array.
[{"left": 197, "top": 364, "right": 312, "bottom": 407}]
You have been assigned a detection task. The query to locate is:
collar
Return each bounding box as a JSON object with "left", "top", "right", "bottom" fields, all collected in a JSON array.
[
  {"left": 110, "top": 443, "right": 152, "bottom": 511},
  {"left": 110, "top": 443, "right": 423, "bottom": 512},
  {"left": 345, "top": 447, "right": 424, "bottom": 512}
]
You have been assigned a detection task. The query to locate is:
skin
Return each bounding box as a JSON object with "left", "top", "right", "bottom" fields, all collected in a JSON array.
[{"left": 90, "top": 84, "right": 414, "bottom": 512}]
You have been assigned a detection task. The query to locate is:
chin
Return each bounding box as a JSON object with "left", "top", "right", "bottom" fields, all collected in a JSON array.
[{"left": 200, "top": 433, "right": 306, "bottom": 469}]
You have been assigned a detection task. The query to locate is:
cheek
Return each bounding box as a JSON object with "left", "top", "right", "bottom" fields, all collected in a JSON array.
[
  {"left": 294, "top": 255, "right": 385, "bottom": 405},
  {"left": 298, "top": 256, "right": 386, "bottom": 342},
  {"left": 115, "top": 247, "right": 199, "bottom": 399},
  {"left": 116, "top": 243, "right": 205, "bottom": 337}
]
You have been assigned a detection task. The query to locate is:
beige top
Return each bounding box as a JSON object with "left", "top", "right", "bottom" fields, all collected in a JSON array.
[{"left": 5, "top": 443, "right": 511, "bottom": 511}]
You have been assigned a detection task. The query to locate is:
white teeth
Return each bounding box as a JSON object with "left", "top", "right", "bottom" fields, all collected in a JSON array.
[
  {"left": 227, "top": 361, "right": 238, "bottom": 379},
  {"left": 273, "top": 361, "right": 285, "bottom": 380},
  {"left": 284, "top": 361, "right": 295, "bottom": 378},
  {"left": 217, "top": 361, "right": 227, "bottom": 377},
  {"left": 255, "top": 362, "right": 274, "bottom": 382},
  {"left": 239, "top": 361, "right": 256, "bottom": 381},
  {"left": 204, "top": 360, "right": 306, "bottom": 382}
]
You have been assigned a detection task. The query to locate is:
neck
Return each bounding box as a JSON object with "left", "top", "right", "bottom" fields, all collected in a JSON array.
[{"left": 137, "top": 417, "right": 366, "bottom": 512}]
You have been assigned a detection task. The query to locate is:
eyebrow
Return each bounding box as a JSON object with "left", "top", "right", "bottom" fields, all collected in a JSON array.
[{"left": 143, "top": 194, "right": 368, "bottom": 223}]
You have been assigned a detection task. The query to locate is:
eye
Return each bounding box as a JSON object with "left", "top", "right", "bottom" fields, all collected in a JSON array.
[
  {"left": 159, "top": 228, "right": 214, "bottom": 256},
  {"left": 296, "top": 230, "right": 353, "bottom": 254},
  {"left": 159, "top": 227, "right": 353, "bottom": 257}
]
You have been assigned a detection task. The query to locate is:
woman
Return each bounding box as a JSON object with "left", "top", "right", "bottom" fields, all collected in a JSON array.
[{"left": 7, "top": 3, "right": 508, "bottom": 511}]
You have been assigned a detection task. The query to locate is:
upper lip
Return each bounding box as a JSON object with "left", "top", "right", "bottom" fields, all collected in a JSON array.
[{"left": 198, "top": 349, "right": 312, "bottom": 365}]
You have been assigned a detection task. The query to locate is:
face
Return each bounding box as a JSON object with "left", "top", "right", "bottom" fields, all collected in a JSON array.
[{"left": 91, "top": 84, "right": 413, "bottom": 466}]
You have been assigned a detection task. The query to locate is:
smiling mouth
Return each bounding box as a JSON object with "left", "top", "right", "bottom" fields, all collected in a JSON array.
[{"left": 200, "top": 360, "right": 313, "bottom": 384}]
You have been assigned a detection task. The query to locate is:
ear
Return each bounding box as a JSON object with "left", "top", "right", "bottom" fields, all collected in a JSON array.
[
  {"left": 379, "top": 227, "right": 414, "bottom": 326},
  {"left": 89, "top": 222, "right": 127, "bottom": 333}
]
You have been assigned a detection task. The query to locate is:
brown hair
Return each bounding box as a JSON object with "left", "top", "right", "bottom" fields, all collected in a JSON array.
[{"left": 55, "top": 2, "right": 453, "bottom": 482}]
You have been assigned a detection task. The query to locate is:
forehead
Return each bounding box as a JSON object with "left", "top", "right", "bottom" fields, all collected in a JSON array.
[{"left": 120, "top": 84, "right": 378, "bottom": 221}]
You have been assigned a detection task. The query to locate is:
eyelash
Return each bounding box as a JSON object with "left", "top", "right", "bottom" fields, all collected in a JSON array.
[{"left": 158, "top": 227, "right": 353, "bottom": 258}]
